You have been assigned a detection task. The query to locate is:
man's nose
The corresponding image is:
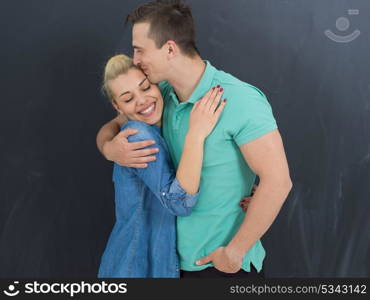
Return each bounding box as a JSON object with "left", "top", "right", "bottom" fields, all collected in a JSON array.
[{"left": 133, "top": 53, "right": 140, "bottom": 67}]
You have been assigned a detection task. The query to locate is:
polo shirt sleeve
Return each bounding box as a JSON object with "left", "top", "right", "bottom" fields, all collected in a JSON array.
[{"left": 229, "top": 85, "right": 278, "bottom": 146}]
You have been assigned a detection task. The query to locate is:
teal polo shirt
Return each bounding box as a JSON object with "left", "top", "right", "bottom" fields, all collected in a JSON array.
[{"left": 159, "top": 61, "right": 278, "bottom": 272}]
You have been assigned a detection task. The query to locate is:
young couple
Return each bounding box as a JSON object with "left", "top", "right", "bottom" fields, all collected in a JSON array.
[{"left": 97, "top": 0, "right": 292, "bottom": 278}]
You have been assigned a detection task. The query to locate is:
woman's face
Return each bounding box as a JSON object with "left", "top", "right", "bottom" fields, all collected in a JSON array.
[{"left": 109, "top": 68, "right": 164, "bottom": 126}]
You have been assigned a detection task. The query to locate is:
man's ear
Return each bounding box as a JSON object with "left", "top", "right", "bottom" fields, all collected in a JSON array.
[{"left": 166, "top": 40, "right": 179, "bottom": 58}]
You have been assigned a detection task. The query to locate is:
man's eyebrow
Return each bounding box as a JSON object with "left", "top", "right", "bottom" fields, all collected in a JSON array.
[{"left": 133, "top": 45, "right": 142, "bottom": 49}]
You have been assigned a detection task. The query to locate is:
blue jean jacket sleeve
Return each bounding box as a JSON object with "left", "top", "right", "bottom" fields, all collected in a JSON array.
[{"left": 122, "top": 120, "right": 199, "bottom": 216}]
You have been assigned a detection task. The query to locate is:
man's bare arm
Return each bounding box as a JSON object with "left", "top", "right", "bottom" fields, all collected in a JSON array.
[
  {"left": 227, "top": 129, "right": 292, "bottom": 255},
  {"left": 96, "top": 114, "right": 159, "bottom": 168},
  {"left": 196, "top": 129, "right": 292, "bottom": 272},
  {"left": 96, "top": 114, "right": 126, "bottom": 154}
]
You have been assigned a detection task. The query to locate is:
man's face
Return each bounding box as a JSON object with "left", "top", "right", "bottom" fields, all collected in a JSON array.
[{"left": 132, "top": 22, "right": 169, "bottom": 83}]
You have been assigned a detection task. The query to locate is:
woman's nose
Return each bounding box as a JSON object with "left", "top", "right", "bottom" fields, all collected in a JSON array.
[{"left": 136, "top": 95, "right": 147, "bottom": 106}]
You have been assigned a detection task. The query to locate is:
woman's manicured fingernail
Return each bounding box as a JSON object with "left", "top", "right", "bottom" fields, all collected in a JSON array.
[
  {"left": 223, "top": 98, "right": 227, "bottom": 103},
  {"left": 220, "top": 88, "right": 224, "bottom": 92},
  {"left": 216, "top": 85, "right": 220, "bottom": 88}
]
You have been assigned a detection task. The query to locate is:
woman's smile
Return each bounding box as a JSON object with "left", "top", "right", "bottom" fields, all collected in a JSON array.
[{"left": 137, "top": 102, "right": 156, "bottom": 117}]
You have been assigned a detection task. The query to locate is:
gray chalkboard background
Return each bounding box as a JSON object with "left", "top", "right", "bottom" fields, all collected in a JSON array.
[{"left": 0, "top": 0, "right": 369, "bottom": 277}]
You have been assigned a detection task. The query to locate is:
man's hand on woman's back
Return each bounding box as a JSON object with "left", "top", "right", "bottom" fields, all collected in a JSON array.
[{"left": 239, "top": 184, "right": 258, "bottom": 212}]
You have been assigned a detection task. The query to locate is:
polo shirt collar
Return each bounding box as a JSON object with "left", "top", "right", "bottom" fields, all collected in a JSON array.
[{"left": 169, "top": 60, "right": 216, "bottom": 104}]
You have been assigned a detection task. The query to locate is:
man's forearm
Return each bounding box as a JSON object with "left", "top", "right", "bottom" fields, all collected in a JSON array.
[
  {"left": 227, "top": 177, "right": 292, "bottom": 257},
  {"left": 96, "top": 115, "right": 126, "bottom": 156}
]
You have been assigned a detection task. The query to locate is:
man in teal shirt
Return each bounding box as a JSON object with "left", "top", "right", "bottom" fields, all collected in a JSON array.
[{"left": 97, "top": 0, "right": 292, "bottom": 278}]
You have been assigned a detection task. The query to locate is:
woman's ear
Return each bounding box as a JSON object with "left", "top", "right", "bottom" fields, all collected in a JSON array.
[{"left": 112, "top": 101, "right": 123, "bottom": 114}]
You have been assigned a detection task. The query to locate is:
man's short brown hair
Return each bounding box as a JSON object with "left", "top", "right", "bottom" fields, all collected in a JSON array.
[{"left": 126, "top": 0, "right": 200, "bottom": 57}]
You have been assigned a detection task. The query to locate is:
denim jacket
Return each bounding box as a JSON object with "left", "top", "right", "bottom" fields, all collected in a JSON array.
[{"left": 98, "top": 120, "right": 199, "bottom": 278}]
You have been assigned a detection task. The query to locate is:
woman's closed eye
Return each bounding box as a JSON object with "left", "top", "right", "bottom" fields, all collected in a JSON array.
[
  {"left": 143, "top": 85, "right": 151, "bottom": 91},
  {"left": 121, "top": 84, "right": 150, "bottom": 103}
]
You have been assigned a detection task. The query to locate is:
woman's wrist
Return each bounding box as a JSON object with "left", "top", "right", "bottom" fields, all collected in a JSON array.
[{"left": 186, "top": 130, "right": 206, "bottom": 144}]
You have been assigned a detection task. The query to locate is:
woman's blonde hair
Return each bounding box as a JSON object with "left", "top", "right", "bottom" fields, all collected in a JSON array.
[{"left": 102, "top": 54, "right": 137, "bottom": 103}]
